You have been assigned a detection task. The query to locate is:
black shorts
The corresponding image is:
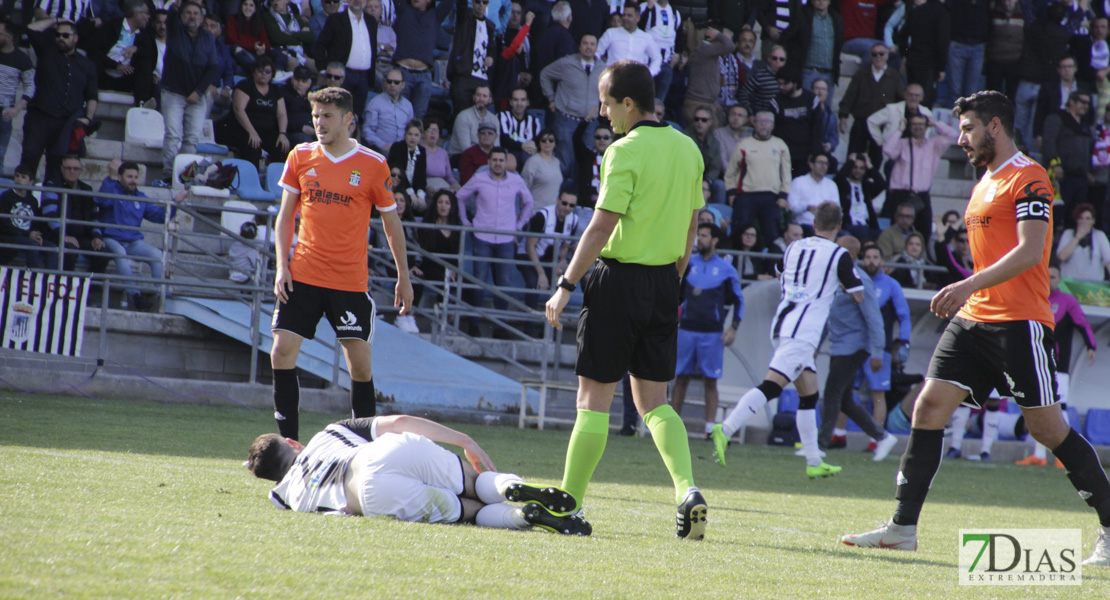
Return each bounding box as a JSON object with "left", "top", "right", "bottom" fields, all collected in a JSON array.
[
  {"left": 575, "top": 257, "right": 680, "bottom": 384},
  {"left": 271, "top": 280, "right": 377, "bottom": 342},
  {"left": 927, "top": 316, "right": 1058, "bottom": 409}
]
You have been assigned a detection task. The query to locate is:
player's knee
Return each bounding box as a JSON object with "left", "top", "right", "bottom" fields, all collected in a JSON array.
[
  {"left": 757, "top": 380, "right": 783, "bottom": 401},
  {"left": 1024, "top": 408, "right": 1070, "bottom": 447},
  {"left": 799, "top": 393, "right": 819, "bottom": 410}
]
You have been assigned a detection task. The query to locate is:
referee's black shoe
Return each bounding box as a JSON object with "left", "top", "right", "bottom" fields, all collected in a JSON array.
[
  {"left": 676, "top": 488, "right": 708, "bottom": 540},
  {"left": 504, "top": 483, "right": 578, "bottom": 514},
  {"left": 522, "top": 503, "right": 592, "bottom": 536}
]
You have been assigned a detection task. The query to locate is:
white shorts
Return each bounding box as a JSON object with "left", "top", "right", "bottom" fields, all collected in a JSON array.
[
  {"left": 356, "top": 432, "right": 465, "bottom": 523},
  {"left": 769, "top": 336, "right": 817, "bottom": 381}
]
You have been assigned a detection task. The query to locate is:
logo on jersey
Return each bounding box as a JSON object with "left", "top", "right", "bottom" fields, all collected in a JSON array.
[
  {"left": 982, "top": 182, "right": 998, "bottom": 204},
  {"left": 306, "top": 168, "right": 317, "bottom": 177},
  {"left": 1023, "top": 182, "right": 1053, "bottom": 202},
  {"left": 349, "top": 170, "right": 362, "bottom": 186},
  {"left": 1003, "top": 372, "right": 1025, "bottom": 399},
  {"left": 337, "top": 311, "right": 362, "bottom": 332}
]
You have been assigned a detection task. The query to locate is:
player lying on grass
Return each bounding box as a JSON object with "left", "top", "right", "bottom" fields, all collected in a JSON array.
[{"left": 248, "top": 415, "right": 591, "bottom": 535}]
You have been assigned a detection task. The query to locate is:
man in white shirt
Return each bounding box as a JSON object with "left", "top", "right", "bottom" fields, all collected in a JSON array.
[
  {"left": 596, "top": 4, "right": 661, "bottom": 76},
  {"left": 866, "top": 83, "right": 934, "bottom": 154},
  {"left": 638, "top": 0, "right": 681, "bottom": 99},
  {"left": 788, "top": 151, "right": 839, "bottom": 236}
]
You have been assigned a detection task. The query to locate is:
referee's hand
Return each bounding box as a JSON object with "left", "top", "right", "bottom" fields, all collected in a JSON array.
[{"left": 546, "top": 288, "right": 571, "bottom": 330}]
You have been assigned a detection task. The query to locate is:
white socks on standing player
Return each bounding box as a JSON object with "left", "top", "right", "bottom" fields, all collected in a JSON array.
[
  {"left": 949, "top": 406, "right": 971, "bottom": 453},
  {"left": 475, "top": 503, "right": 530, "bottom": 529},
  {"left": 796, "top": 409, "right": 821, "bottom": 466},
  {"left": 981, "top": 409, "right": 1001, "bottom": 454},
  {"left": 474, "top": 471, "right": 524, "bottom": 504},
  {"left": 722, "top": 388, "right": 769, "bottom": 438}
]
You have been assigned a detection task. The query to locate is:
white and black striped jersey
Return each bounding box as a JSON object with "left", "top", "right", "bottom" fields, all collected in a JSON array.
[
  {"left": 270, "top": 418, "right": 380, "bottom": 515},
  {"left": 771, "top": 236, "right": 864, "bottom": 347},
  {"left": 498, "top": 111, "right": 542, "bottom": 147}
]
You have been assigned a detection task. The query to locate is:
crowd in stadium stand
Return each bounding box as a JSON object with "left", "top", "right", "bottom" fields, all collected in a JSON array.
[{"left": 7, "top": 0, "right": 1110, "bottom": 315}]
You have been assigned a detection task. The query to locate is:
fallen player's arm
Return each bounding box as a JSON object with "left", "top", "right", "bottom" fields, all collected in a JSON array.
[{"left": 375, "top": 415, "right": 496, "bottom": 473}]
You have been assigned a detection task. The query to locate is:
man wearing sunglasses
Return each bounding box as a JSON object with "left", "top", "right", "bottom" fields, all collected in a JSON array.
[
  {"left": 448, "top": 0, "right": 501, "bottom": 112},
  {"left": 21, "top": 18, "right": 98, "bottom": 185},
  {"left": 361, "top": 68, "right": 413, "bottom": 153}
]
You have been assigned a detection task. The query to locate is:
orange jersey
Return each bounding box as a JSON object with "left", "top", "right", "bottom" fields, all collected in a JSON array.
[
  {"left": 957, "top": 152, "right": 1055, "bottom": 328},
  {"left": 280, "top": 142, "right": 396, "bottom": 292}
]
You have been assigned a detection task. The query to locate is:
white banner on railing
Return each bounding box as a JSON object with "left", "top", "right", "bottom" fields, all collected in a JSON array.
[{"left": 0, "top": 267, "right": 90, "bottom": 356}]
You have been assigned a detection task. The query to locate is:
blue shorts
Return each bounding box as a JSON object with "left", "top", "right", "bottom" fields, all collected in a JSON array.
[
  {"left": 676, "top": 329, "right": 724, "bottom": 379},
  {"left": 887, "top": 403, "right": 912, "bottom": 434},
  {"left": 855, "top": 351, "right": 892, "bottom": 392}
]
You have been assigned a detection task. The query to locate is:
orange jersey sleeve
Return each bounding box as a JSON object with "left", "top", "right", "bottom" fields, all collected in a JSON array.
[{"left": 957, "top": 153, "right": 1055, "bottom": 328}]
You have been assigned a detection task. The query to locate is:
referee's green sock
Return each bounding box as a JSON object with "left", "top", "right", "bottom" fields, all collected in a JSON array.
[
  {"left": 561, "top": 409, "right": 610, "bottom": 511},
  {"left": 644, "top": 404, "right": 695, "bottom": 504}
]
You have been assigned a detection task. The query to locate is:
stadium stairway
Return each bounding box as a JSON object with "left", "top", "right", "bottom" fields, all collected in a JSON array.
[{"left": 163, "top": 296, "right": 536, "bottom": 416}]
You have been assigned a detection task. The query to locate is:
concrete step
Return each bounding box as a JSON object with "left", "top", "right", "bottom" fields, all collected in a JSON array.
[
  {"left": 930, "top": 178, "right": 976, "bottom": 199},
  {"left": 85, "top": 137, "right": 163, "bottom": 165}
]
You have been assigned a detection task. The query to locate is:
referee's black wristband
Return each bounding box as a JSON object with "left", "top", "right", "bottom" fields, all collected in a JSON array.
[{"left": 556, "top": 275, "right": 576, "bottom": 292}]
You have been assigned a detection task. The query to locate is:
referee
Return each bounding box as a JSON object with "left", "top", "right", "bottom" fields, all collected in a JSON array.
[{"left": 542, "top": 60, "right": 708, "bottom": 539}]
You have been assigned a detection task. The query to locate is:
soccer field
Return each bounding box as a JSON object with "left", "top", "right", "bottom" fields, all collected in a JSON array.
[{"left": 1, "top": 393, "right": 1105, "bottom": 599}]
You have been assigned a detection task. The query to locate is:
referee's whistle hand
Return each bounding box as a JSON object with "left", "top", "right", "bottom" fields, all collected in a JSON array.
[{"left": 546, "top": 289, "right": 570, "bottom": 330}]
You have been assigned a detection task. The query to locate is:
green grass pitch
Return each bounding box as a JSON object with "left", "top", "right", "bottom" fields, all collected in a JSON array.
[{"left": 1, "top": 392, "right": 1106, "bottom": 598}]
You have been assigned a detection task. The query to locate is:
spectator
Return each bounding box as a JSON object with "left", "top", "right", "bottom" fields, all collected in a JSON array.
[
  {"left": 839, "top": 0, "right": 895, "bottom": 61},
  {"left": 540, "top": 33, "right": 603, "bottom": 181},
  {"left": 882, "top": 113, "right": 957, "bottom": 234},
  {"left": 929, "top": 207, "right": 961, "bottom": 261},
  {"left": 718, "top": 28, "right": 757, "bottom": 109},
  {"left": 448, "top": 0, "right": 500, "bottom": 111},
  {"left": 310, "top": 0, "right": 341, "bottom": 39},
  {"left": 96, "top": 159, "right": 186, "bottom": 310},
  {"left": 682, "top": 22, "right": 735, "bottom": 126},
  {"left": 640, "top": 0, "right": 683, "bottom": 101},
  {"left": 781, "top": 0, "right": 843, "bottom": 97},
  {"left": 422, "top": 117, "right": 460, "bottom": 192},
  {"left": 866, "top": 82, "right": 933, "bottom": 162},
  {"left": 985, "top": 0, "right": 1026, "bottom": 102},
  {"left": 518, "top": 186, "right": 579, "bottom": 309},
  {"left": 499, "top": 87, "right": 542, "bottom": 171},
  {"left": 494, "top": 4, "right": 534, "bottom": 108},
  {"left": 855, "top": 241, "right": 911, "bottom": 434},
  {"left": 449, "top": 84, "right": 499, "bottom": 158},
  {"left": 1034, "top": 56, "right": 1095, "bottom": 152},
  {"left": 787, "top": 151, "right": 837, "bottom": 236},
  {"left": 1056, "top": 203, "right": 1110, "bottom": 282},
  {"left": 0, "top": 166, "right": 59, "bottom": 270},
  {"left": 20, "top": 18, "right": 98, "bottom": 186},
  {"left": 684, "top": 105, "right": 724, "bottom": 204},
  {"left": 264, "top": 0, "right": 315, "bottom": 72},
  {"left": 725, "top": 111, "right": 791, "bottom": 244},
  {"left": 531, "top": 0, "right": 575, "bottom": 101},
  {"left": 157, "top": 2, "right": 220, "bottom": 184},
  {"left": 202, "top": 15, "right": 237, "bottom": 115},
  {"left": 757, "top": 0, "right": 802, "bottom": 61},
  {"left": 320, "top": 61, "right": 346, "bottom": 88},
  {"left": 228, "top": 220, "right": 263, "bottom": 285},
  {"left": 811, "top": 78, "right": 837, "bottom": 162},
  {"left": 931, "top": 225, "right": 972, "bottom": 285},
  {"left": 0, "top": 18, "right": 33, "bottom": 176},
  {"left": 455, "top": 147, "right": 534, "bottom": 335},
  {"left": 597, "top": 4, "right": 660, "bottom": 76},
  {"left": 368, "top": 0, "right": 398, "bottom": 90},
  {"left": 896, "top": 0, "right": 950, "bottom": 109},
  {"left": 737, "top": 44, "right": 785, "bottom": 118},
  {"left": 770, "top": 68, "right": 822, "bottom": 178},
  {"left": 769, "top": 221, "right": 803, "bottom": 254},
  {"left": 284, "top": 66, "right": 315, "bottom": 145},
  {"left": 40, "top": 155, "right": 105, "bottom": 272},
  {"left": 393, "top": 0, "right": 452, "bottom": 119},
  {"left": 876, "top": 200, "right": 918, "bottom": 261},
  {"left": 1042, "top": 91, "right": 1095, "bottom": 228},
  {"left": 362, "top": 68, "right": 413, "bottom": 152},
  {"left": 732, "top": 221, "right": 773, "bottom": 283},
  {"left": 840, "top": 42, "right": 904, "bottom": 168},
  {"left": 567, "top": 0, "right": 610, "bottom": 42},
  {"left": 1013, "top": 2, "right": 1071, "bottom": 153},
  {"left": 945, "top": 0, "right": 989, "bottom": 108},
  {"left": 890, "top": 230, "right": 932, "bottom": 289},
  {"left": 835, "top": 152, "right": 883, "bottom": 241},
  {"left": 315, "top": 0, "right": 378, "bottom": 118},
  {"left": 226, "top": 0, "right": 275, "bottom": 70},
  {"left": 132, "top": 9, "right": 168, "bottom": 109},
  {"left": 521, "top": 129, "right": 563, "bottom": 208},
  {"left": 216, "top": 56, "right": 290, "bottom": 165},
  {"left": 714, "top": 0, "right": 758, "bottom": 35},
  {"left": 1064, "top": 0, "right": 1095, "bottom": 36},
  {"left": 387, "top": 119, "right": 428, "bottom": 199},
  {"left": 414, "top": 189, "right": 463, "bottom": 307},
  {"left": 573, "top": 121, "right": 612, "bottom": 207},
  {"left": 459, "top": 122, "right": 499, "bottom": 183},
  {"left": 91, "top": 0, "right": 150, "bottom": 93},
  {"left": 713, "top": 104, "right": 750, "bottom": 176}
]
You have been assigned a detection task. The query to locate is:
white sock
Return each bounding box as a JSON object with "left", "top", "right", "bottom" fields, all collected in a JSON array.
[
  {"left": 949, "top": 406, "right": 971, "bottom": 451},
  {"left": 833, "top": 427, "right": 847, "bottom": 437},
  {"left": 475, "top": 471, "right": 524, "bottom": 505},
  {"left": 981, "top": 410, "right": 1000, "bottom": 453},
  {"left": 475, "top": 503, "right": 530, "bottom": 529},
  {"left": 796, "top": 409, "right": 821, "bottom": 466},
  {"left": 722, "top": 387, "right": 769, "bottom": 438},
  {"left": 705, "top": 422, "right": 716, "bottom": 434},
  {"left": 1033, "top": 442, "right": 1047, "bottom": 460}
]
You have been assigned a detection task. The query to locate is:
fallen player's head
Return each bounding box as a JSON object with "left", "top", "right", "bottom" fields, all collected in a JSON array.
[{"left": 247, "top": 434, "right": 300, "bottom": 482}]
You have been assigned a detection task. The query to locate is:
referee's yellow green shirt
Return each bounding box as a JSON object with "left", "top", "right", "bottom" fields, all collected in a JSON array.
[{"left": 596, "top": 121, "right": 706, "bottom": 266}]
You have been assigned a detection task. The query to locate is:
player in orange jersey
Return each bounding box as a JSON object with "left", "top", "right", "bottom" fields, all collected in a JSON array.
[
  {"left": 841, "top": 91, "right": 1110, "bottom": 566},
  {"left": 269, "top": 87, "right": 414, "bottom": 442}
]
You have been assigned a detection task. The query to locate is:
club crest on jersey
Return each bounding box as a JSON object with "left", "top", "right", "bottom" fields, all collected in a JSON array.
[
  {"left": 982, "top": 182, "right": 998, "bottom": 204},
  {"left": 349, "top": 170, "right": 361, "bottom": 186}
]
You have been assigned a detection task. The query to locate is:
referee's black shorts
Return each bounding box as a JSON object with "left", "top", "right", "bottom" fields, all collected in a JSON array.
[
  {"left": 927, "top": 316, "right": 1058, "bottom": 409},
  {"left": 575, "top": 257, "right": 680, "bottom": 384}
]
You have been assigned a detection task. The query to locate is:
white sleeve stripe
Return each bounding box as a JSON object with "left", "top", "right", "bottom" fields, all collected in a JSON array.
[
  {"left": 845, "top": 284, "right": 865, "bottom": 294},
  {"left": 280, "top": 182, "right": 300, "bottom": 193},
  {"left": 378, "top": 203, "right": 398, "bottom": 212}
]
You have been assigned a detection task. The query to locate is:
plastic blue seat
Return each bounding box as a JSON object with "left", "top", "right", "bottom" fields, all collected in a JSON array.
[
  {"left": 1084, "top": 409, "right": 1110, "bottom": 445},
  {"left": 266, "top": 162, "right": 285, "bottom": 200},
  {"left": 777, "top": 389, "right": 800, "bottom": 413},
  {"left": 1068, "top": 405, "right": 1081, "bottom": 431},
  {"left": 223, "top": 158, "right": 277, "bottom": 202}
]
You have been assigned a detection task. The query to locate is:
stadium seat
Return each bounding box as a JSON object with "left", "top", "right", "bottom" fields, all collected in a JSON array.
[
  {"left": 197, "top": 120, "right": 230, "bottom": 155},
  {"left": 173, "top": 153, "right": 231, "bottom": 198},
  {"left": 266, "top": 162, "right": 285, "bottom": 199},
  {"left": 124, "top": 107, "right": 165, "bottom": 149},
  {"left": 877, "top": 217, "right": 891, "bottom": 230},
  {"left": 221, "top": 199, "right": 257, "bottom": 239},
  {"left": 1085, "top": 409, "right": 1110, "bottom": 445},
  {"left": 1068, "top": 405, "right": 1081, "bottom": 431},
  {"left": 222, "top": 158, "right": 277, "bottom": 202},
  {"left": 776, "top": 389, "right": 800, "bottom": 413}
]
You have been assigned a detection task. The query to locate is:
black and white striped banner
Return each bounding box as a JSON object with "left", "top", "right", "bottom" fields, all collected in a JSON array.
[{"left": 0, "top": 267, "right": 90, "bottom": 356}]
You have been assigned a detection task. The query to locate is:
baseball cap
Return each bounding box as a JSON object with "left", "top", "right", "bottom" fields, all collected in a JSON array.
[
  {"left": 293, "top": 66, "right": 312, "bottom": 81},
  {"left": 478, "top": 123, "right": 497, "bottom": 133}
]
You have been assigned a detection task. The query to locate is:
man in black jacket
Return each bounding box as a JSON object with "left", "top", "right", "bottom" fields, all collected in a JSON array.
[
  {"left": 780, "top": 0, "right": 843, "bottom": 99},
  {"left": 1034, "top": 56, "right": 1096, "bottom": 150},
  {"left": 896, "top": 0, "right": 950, "bottom": 109},
  {"left": 40, "top": 155, "right": 107, "bottom": 273},
  {"left": 835, "top": 153, "right": 885, "bottom": 241},
  {"left": 87, "top": 0, "right": 150, "bottom": 93},
  {"left": 315, "top": 0, "right": 378, "bottom": 116},
  {"left": 770, "top": 68, "right": 823, "bottom": 178},
  {"left": 1042, "top": 91, "right": 1095, "bottom": 229},
  {"left": 448, "top": 0, "right": 500, "bottom": 112}
]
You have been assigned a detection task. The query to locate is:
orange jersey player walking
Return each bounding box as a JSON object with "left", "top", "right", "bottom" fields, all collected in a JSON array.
[
  {"left": 841, "top": 91, "right": 1110, "bottom": 567},
  {"left": 269, "top": 87, "right": 414, "bottom": 442}
]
